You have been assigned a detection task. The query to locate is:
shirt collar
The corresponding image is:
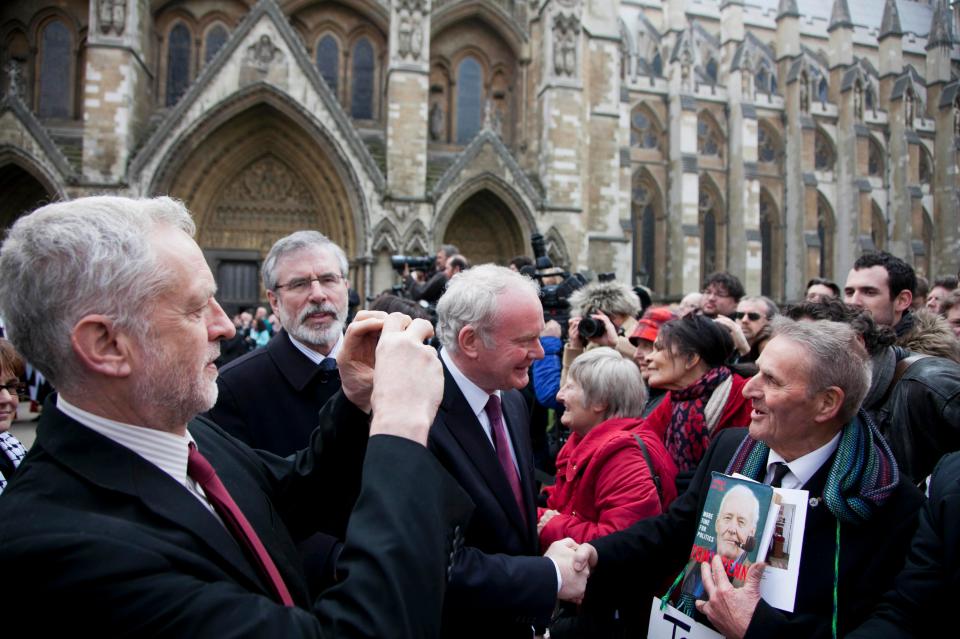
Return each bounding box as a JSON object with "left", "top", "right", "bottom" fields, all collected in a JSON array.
[
  {"left": 57, "top": 395, "right": 194, "bottom": 486},
  {"left": 288, "top": 331, "right": 343, "bottom": 365},
  {"left": 440, "top": 347, "right": 500, "bottom": 418},
  {"left": 767, "top": 431, "right": 841, "bottom": 489}
]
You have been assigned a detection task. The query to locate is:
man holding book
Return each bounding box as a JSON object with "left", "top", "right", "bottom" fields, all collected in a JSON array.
[{"left": 567, "top": 319, "right": 924, "bottom": 639}]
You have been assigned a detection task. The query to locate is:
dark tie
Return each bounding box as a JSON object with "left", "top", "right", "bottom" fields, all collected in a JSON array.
[
  {"left": 484, "top": 395, "right": 525, "bottom": 514},
  {"left": 319, "top": 358, "right": 338, "bottom": 372},
  {"left": 187, "top": 443, "right": 294, "bottom": 606},
  {"left": 769, "top": 461, "right": 791, "bottom": 489}
]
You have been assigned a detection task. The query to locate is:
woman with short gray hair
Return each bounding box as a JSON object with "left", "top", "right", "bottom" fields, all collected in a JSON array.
[{"left": 538, "top": 347, "right": 678, "bottom": 552}]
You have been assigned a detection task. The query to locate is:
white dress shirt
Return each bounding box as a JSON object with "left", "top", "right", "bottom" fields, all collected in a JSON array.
[
  {"left": 288, "top": 331, "right": 342, "bottom": 367},
  {"left": 764, "top": 431, "right": 842, "bottom": 490}
]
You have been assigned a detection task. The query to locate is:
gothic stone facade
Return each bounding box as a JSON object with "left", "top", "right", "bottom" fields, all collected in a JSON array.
[{"left": 2, "top": 0, "right": 960, "bottom": 310}]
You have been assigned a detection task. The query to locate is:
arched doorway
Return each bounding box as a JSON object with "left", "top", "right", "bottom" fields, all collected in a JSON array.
[
  {"left": 442, "top": 189, "right": 525, "bottom": 265},
  {"left": 153, "top": 99, "right": 363, "bottom": 312},
  {"left": 0, "top": 162, "right": 57, "bottom": 230}
]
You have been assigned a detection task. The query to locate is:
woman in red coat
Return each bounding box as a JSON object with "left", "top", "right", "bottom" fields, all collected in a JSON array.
[
  {"left": 538, "top": 348, "right": 677, "bottom": 552},
  {"left": 640, "top": 314, "right": 752, "bottom": 492}
]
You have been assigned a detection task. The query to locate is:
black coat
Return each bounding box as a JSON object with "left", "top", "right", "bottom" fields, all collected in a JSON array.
[
  {"left": 584, "top": 428, "right": 924, "bottom": 638},
  {"left": 0, "top": 394, "right": 473, "bottom": 637},
  {"left": 849, "top": 451, "right": 960, "bottom": 638},
  {"left": 208, "top": 329, "right": 341, "bottom": 457},
  {"left": 429, "top": 361, "right": 558, "bottom": 638},
  {"left": 865, "top": 348, "right": 960, "bottom": 483}
]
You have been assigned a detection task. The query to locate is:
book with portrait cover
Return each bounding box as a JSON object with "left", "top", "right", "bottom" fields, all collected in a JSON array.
[{"left": 671, "top": 472, "right": 779, "bottom": 610}]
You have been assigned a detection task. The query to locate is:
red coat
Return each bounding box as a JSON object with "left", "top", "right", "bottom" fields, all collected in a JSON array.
[
  {"left": 538, "top": 417, "right": 678, "bottom": 552},
  {"left": 642, "top": 372, "right": 753, "bottom": 469}
]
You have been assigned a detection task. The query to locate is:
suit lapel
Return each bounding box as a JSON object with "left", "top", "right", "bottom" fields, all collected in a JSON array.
[
  {"left": 439, "top": 363, "right": 530, "bottom": 538},
  {"left": 38, "top": 404, "right": 271, "bottom": 597}
]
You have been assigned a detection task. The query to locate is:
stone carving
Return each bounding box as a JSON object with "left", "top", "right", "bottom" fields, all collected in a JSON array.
[
  {"left": 678, "top": 43, "right": 694, "bottom": 92},
  {"left": 246, "top": 34, "right": 284, "bottom": 71},
  {"left": 953, "top": 97, "right": 960, "bottom": 138},
  {"left": 214, "top": 156, "right": 317, "bottom": 232},
  {"left": 429, "top": 101, "right": 445, "bottom": 141},
  {"left": 904, "top": 89, "right": 915, "bottom": 128},
  {"left": 553, "top": 13, "right": 580, "bottom": 77},
  {"left": 799, "top": 72, "right": 810, "bottom": 113},
  {"left": 854, "top": 82, "right": 863, "bottom": 120},
  {"left": 4, "top": 59, "right": 23, "bottom": 98},
  {"left": 98, "top": 0, "right": 126, "bottom": 36},
  {"left": 396, "top": 0, "right": 426, "bottom": 61}
]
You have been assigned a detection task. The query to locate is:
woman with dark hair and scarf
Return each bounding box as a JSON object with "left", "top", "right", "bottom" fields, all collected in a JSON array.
[
  {"left": 640, "top": 314, "right": 752, "bottom": 491},
  {"left": 0, "top": 338, "right": 27, "bottom": 494}
]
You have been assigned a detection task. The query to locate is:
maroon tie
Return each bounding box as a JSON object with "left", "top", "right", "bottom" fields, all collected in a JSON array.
[
  {"left": 484, "top": 395, "right": 525, "bottom": 514},
  {"left": 187, "top": 443, "right": 294, "bottom": 606}
]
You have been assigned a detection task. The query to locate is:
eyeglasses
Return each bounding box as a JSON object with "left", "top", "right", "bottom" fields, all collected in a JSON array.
[
  {"left": 274, "top": 274, "right": 344, "bottom": 294},
  {"left": 0, "top": 381, "right": 26, "bottom": 397},
  {"left": 733, "top": 311, "right": 764, "bottom": 321},
  {"left": 702, "top": 288, "right": 732, "bottom": 299}
]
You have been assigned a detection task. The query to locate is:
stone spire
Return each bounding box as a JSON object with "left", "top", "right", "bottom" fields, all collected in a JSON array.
[
  {"left": 926, "top": 0, "right": 954, "bottom": 50},
  {"left": 777, "top": 0, "right": 799, "bottom": 19},
  {"left": 828, "top": 0, "right": 853, "bottom": 32},
  {"left": 879, "top": 0, "right": 903, "bottom": 40}
]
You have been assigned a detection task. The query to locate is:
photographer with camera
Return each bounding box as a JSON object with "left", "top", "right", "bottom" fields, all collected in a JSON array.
[
  {"left": 561, "top": 281, "right": 642, "bottom": 386},
  {"left": 397, "top": 244, "right": 460, "bottom": 304}
]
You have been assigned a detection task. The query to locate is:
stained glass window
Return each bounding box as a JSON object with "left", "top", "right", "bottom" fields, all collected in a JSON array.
[
  {"left": 456, "top": 56, "right": 482, "bottom": 144},
  {"left": 317, "top": 35, "right": 339, "bottom": 97},
  {"left": 817, "top": 77, "right": 828, "bottom": 104},
  {"left": 38, "top": 19, "right": 71, "bottom": 118},
  {"left": 706, "top": 59, "right": 718, "bottom": 84},
  {"left": 919, "top": 147, "right": 932, "bottom": 185},
  {"left": 204, "top": 25, "right": 228, "bottom": 66},
  {"left": 698, "top": 115, "right": 721, "bottom": 157},
  {"left": 868, "top": 139, "right": 883, "bottom": 177},
  {"left": 652, "top": 52, "right": 663, "bottom": 77},
  {"left": 351, "top": 37, "right": 374, "bottom": 119},
  {"left": 631, "top": 109, "right": 659, "bottom": 149},
  {"left": 166, "top": 23, "right": 191, "bottom": 107},
  {"left": 760, "top": 194, "right": 773, "bottom": 296},
  {"left": 814, "top": 129, "right": 834, "bottom": 171},
  {"left": 758, "top": 124, "right": 777, "bottom": 163}
]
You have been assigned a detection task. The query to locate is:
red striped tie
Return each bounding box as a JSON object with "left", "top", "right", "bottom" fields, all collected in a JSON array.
[{"left": 187, "top": 443, "right": 294, "bottom": 606}]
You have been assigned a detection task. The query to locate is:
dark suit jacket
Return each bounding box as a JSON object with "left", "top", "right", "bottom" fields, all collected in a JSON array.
[
  {"left": 208, "top": 329, "right": 341, "bottom": 457},
  {"left": 585, "top": 428, "right": 924, "bottom": 638},
  {"left": 428, "top": 360, "right": 558, "bottom": 639},
  {"left": 849, "top": 451, "right": 960, "bottom": 638},
  {"left": 0, "top": 394, "right": 473, "bottom": 637}
]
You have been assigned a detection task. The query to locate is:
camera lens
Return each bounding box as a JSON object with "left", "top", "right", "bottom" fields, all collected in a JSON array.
[{"left": 577, "top": 317, "right": 605, "bottom": 341}]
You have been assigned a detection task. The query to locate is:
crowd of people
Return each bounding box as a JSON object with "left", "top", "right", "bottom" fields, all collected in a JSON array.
[{"left": 0, "top": 195, "right": 958, "bottom": 638}]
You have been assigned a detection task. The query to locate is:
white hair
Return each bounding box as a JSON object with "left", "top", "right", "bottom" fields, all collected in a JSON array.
[
  {"left": 719, "top": 484, "right": 760, "bottom": 528},
  {"left": 568, "top": 347, "right": 647, "bottom": 420},
  {"left": 436, "top": 264, "right": 540, "bottom": 352},
  {"left": 262, "top": 230, "right": 349, "bottom": 291},
  {"left": 0, "top": 196, "right": 195, "bottom": 393}
]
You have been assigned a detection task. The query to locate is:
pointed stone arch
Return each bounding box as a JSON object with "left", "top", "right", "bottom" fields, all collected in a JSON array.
[
  {"left": 543, "top": 226, "right": 572, "bottom": 271},
  {"left": 0, "top": 148, "right": 62, "bottom": 230},
  {"left": 371, "top": 217, "right": 401, "bottom": 254},
  {"left": 631, "top": 167, "right": 664, "bottom": 291},
  {"left": 149, "top": 86, "right": 368, "bottom": 266},
  {"left": 435, "top": 171, "right": 537, "bottom": 266},
  {"left": 402, "top": 219, "right": 431, "bottom": 256},
  {"left": 816, "top": 192, "right": 836, "bottom": 278},
  {"left": 759, "top": 187, "right": 783, "bottom": 299},
  {"left": 698, "top": 173, "right": 726, "bottom": 281}
]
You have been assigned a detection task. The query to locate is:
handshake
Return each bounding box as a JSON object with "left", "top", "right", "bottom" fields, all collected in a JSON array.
[{"left": 545, "top": 538, "right": 600, "bottom": 604}]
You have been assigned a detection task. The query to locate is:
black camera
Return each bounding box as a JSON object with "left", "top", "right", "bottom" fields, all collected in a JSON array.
[
  {"left": 577, "top": 317, "right": 606, "bottom": 342},
  {"left": 390, "top": 255, "right": 434, "bottom": 273},
  {"left": 520, "top": 233, "right": 587, "bottom": 337}
]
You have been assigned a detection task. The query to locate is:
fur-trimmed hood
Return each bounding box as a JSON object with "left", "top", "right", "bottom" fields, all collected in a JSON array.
[
  {"left": 897, "top": 309, "right": 960, "bottom": 363},
  {"left": 570, "top": 281, "right": 640, "bottom": 318}
]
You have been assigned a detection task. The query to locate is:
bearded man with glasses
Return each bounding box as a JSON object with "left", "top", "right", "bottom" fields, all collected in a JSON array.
[{"left": 207, "top": 230, "right": 351, "bottom": 594}]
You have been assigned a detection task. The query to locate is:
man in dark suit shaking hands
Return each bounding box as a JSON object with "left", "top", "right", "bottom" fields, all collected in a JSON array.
[
  {"left": 0, "top": 196, "right": 472, "bottom": 637},
  {"left": 432, "top": 264, "right": 589, "bottom": 638}
]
